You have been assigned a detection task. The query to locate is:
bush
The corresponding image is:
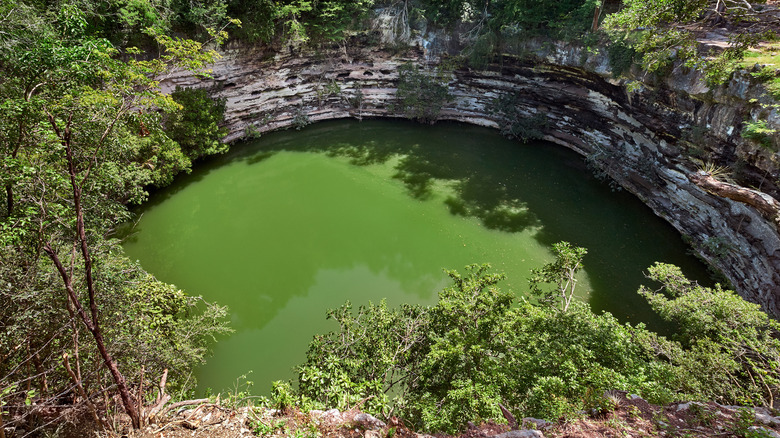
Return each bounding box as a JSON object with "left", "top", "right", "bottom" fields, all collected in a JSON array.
[
  {"left": 0, "top": 240, "right": 232, "bottom": 403},
  {"left": 607, "top": 39, "right": 637, "bottom": 78},
  {"left": 393, "top": 63, "right": 452, "bottom": 124},
  {"left": 295, "top": 255, "right": 780, "bottom": 432},
  {"left": 639, "top": 263, "right": 780, "bottom": 406},
  {"left": 167, "top": 86, "right": 228, "bottom": 160},
  {"left": 489, "top": 92, "right": 548, "bottom": 142},
  {"left": 741, "top": 119, "right": 777, "bottom": 150},
  {"left": 296, "top": 256, "right": 682, "bottom": 432}
]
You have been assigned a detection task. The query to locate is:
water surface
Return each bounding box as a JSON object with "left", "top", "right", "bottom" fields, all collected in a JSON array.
[{"left": 122, "top": 120, "right": 712, "bottom": 394}]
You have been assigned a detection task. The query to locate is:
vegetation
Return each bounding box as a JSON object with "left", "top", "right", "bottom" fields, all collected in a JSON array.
[
  {"left": 639, "top": 263, "right": 780, "bottom": 406},
  {"left": 167, "top": 86, "right": 230, "bottom": 161},
  {"left": 292, "top": 251, "right": 780, "bottom": 433},
  {"left": 2, "top": 0, "right": 780, "bottom": 435},
  {"left": 393, "top": 63, "right": 452, "bottom": 124},
  {"left": 742, "top": 119, "right": 778, "bottom": 150},
  {"left": 226, "top": 0, "right": 601, "bottom": 45},
  {"left": 607, "top": 38, "right": 638, "bottom": 77},
  {"left": 529, "top": 242, "right": 587, "bottom": 312},
  {"left": 0, "top": 0, "right": 233, "bottom": 431},
  {"left": 490, "top": 92, "right": 548, "bottom": 142},
  {"left": 603, "top": 0, "right": 779, "bottom": 85}
]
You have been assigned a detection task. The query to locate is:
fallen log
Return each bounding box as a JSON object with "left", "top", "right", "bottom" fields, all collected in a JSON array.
[{"left": 688, "top": 170, "right": 780, "bottom": 229}]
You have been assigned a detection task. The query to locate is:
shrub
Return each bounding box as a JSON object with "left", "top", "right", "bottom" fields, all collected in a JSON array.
[
  {"left": 489, "top": 92, "right": 548, "bottom": 142},
  {"left": 639, "top": 263, "right": 780, "bottom": 406},
  {"left": 296, "top": 254, "right": 681, "bottom": 432},
  {"left": 295, "top": 256, "right": 780, "bottom": 432},
  {"left": 393, "top": 63, "right": 452, "bottom": 124},
  {"left": 607, "top": 39, "right": 637, "bottom": 78},
  {"left": 167, "top": 86, "right": 228, "bottom": 160},
  {"left": 741, "top": 119, "right": 777, "bottom": 150}
]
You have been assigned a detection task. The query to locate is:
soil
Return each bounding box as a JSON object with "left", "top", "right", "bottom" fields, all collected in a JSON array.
[{"left": 109, "top": 393, "right": 780, "bottom": 438}]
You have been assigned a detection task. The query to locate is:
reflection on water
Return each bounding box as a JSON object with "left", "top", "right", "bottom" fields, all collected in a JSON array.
[
  {"left": 202, "top": 265, "right": 448, "bottom": 391},
  {"left": 122, "top": 119, "right": 713, "bottom": 395}
]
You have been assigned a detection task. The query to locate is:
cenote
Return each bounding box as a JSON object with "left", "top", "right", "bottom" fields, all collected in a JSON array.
[{"left": 122, "top": 119, "right": 713, "bottom": 395}]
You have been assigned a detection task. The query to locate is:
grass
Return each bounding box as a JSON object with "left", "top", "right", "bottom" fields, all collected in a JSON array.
[
  {"left": 741, "top": 44, "right": 780, "bottom": 101},
  {"left": 741, "top": 43, "right": 780, "bottom": 68}
]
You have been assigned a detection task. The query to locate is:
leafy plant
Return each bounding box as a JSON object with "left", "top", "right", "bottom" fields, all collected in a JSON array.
[
  {"left": 688, "top": 402, "right": 717, "bottom": 426},
  {"left": 732, "top": 408, "right": 760, "bottom": 437},
  {"left": 700, "top": 236, "right": 734, "bottom": 260},
  {"left": 167, "top": 86, "right": 229, "bottom": 161},
  {"left": 297, "top": 254, "right": 686, "bottom": 432},
  {"left": 271, "top": 380, "right": 297, "bottom": 412},
  {"left": 749, "top": 66, "right": 780, "bottom": 101},
  {"left": 607, "top": 39, "right": 637, "bottom": 78},
  {"left": 741, "top": 120, "right": 777, "bottom": 150},
  {"left": 466, "top": 32, "right": 499, "bottom": 70},
  {"left": 489, "top": 93, "right": 548, "bottom": 142},
  {"left": 529, "top": 242, "right": 587, "bottom": 312},
  {"left": 393, "top": 63, "right": 452, "bottom": 124},
  {"left": 292, "top": 106, "right": 312, "bottom": 130},
  {"left": 0, "top": 3, "right": 233, "bottom": 429},
  {"left": 603, "top": 1, "right": 776, "bottom": 85},
  {"left": 640, "top": 263, "right": 780, "bottom": 407},
  {"left": 254, "top": 417, "right": 286, "bottom": 437}
]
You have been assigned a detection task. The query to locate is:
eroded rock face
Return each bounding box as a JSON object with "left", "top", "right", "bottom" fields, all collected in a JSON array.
[{"left": 159, "top": 38, "right": 780, "bottom": 316}]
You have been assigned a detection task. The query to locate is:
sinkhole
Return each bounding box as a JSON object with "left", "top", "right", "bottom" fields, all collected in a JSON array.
[{"left": 122, "top": 119, "right": 712, "bottom": 394}]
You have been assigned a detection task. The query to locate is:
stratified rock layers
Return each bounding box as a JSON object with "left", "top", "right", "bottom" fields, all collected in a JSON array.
[{"left": 160, "top": 40, "right": 780, "bottom": 316}]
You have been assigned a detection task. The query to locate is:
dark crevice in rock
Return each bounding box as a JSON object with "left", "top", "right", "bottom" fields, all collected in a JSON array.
[{"left": 160, "top": 40, "right": 780, "bottom": 317}]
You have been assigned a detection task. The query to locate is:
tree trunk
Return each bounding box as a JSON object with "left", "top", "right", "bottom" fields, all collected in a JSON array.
[
  {"left": 44, "top": 111, "right": 141, "bottom": 429},
  {"left": 0, "top": 404, "right": 6, "bottom": 438},
  {"left": 44, "top": 244, "right": 141, "bottom": 428},
  {"left": 689, "top": 171, "right": 780, "bottom": 230},
  {"left": 592, "top": 4, "right": 602, "bottom": 32}
]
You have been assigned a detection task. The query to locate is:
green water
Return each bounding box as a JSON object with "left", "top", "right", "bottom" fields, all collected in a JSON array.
[{"left": 122, "top": 119, "right": 712, "bottom": 394}]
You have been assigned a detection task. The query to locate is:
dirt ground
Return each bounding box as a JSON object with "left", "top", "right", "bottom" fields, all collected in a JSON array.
[{"left": 108, "top": 393, "right": 780, "bottom": 438}]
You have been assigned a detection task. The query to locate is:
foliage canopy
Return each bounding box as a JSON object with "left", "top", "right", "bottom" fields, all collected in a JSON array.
[
  {"left": 292, "top": 253, "right": 780, "bottom": 433},
  {"left": 0, "top": 0, "right": 232, "bottom": 429},
  {"left": 604, "top": 0, "right": 779, "bottom": 84}
]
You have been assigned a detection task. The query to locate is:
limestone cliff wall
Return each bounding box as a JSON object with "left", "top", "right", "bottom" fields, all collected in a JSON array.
[{"left": 159, "top": 38, "right": 780, "bottom": 316}]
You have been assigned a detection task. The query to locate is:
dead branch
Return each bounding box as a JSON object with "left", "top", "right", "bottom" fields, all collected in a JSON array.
[
  {"left": 157, "top": 368, "right": 168, "bottom": 403},
  {"left": 63, "top": 353, "right": 107, "bottom": 430},
  {"left": 689, "top": 170, "right": 780, "bottom": 229},
  {"left": 156, "top": 398, "right": 210, "bottom": 419},
  {"left": 499, "top": 402, "right": 518, "bottom": 429},
  {"left": 145, "top": 369, "right": 170, "bottom": 421}
]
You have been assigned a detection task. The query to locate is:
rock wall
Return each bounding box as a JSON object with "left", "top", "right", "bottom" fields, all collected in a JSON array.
[{"left": 159, "top": 37, "right": 780, "bottom": 316}]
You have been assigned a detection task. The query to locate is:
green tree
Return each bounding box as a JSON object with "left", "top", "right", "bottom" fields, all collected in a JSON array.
[
  {"left": 640, "top": 263, "right": 780, "bottom": 406},
  {"left": 305, "top": 0, "right": 375, "bottom": 41},
  {"left": 298, "top": 300, "right": 428, "bottom": 415},
  {"left": 393, "top": 63, "right": 452, "bottom": 124},
  {"left": 490, "top": 0, "right": 599, "bottom": 34},
  {"left": 603, "top": 0, "right": 776, "bottom": 84},
  {"left": 36, "top": 27, "right": 218, "bottom": 429},
  {"left": 529, "top": 241, "right": 587, "bottom": 312},
  {"left": 0, "top": 1, "right": 233, "bottom": 429},
  {"left": 227, "top": 0, "right": 277, "bottom": 42},
  {"left": 413, "top": 265, "right": 512, "bottom": 431},
  {"left": 489, "top": 92, "right": 548, "bottom": 142},
  {"left": 297, "top": 258, "right": 679, "bottom": 432},
  {"left": 167, "top": 86, "right": 229, "bottom": 161}
]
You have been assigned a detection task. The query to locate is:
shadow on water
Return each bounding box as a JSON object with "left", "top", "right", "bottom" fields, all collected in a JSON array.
[
  {"left": 119, "top": 120, "right": 724, "bottom": 387},
  {"left": 225, "top": 119, "right": 713, "bottom": 335},
  {"left": 125, "top": 152, "right": 235, "bottom": 216},
  {"left": 232, "top": 120, "right": 541, "bottom": 234},
  {"left": 117, "top": 167, "right": 214, "bottom": 244},
  {"left": 117, "top": 146, "right": 279, "bottom": 243},
  {"left": 123, "top": 119, "right": 717, "bottom": 390}
]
